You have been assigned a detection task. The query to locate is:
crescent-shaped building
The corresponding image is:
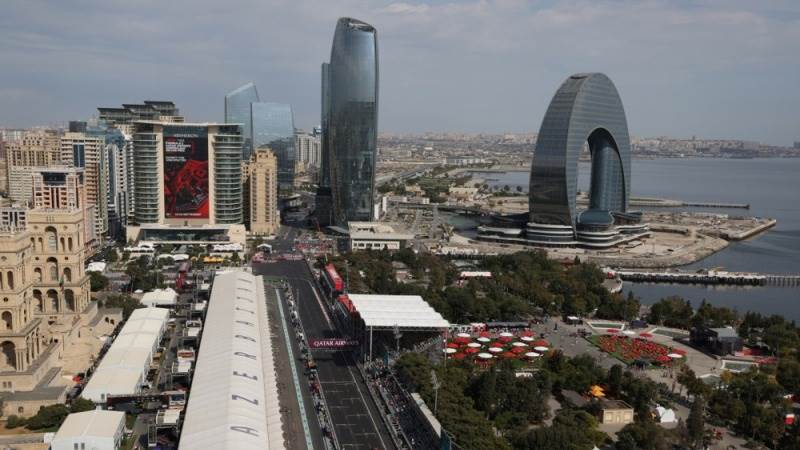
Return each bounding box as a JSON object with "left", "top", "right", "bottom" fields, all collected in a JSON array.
[{"left": 479, "top": 73, "right": 649, "bottom": 248}]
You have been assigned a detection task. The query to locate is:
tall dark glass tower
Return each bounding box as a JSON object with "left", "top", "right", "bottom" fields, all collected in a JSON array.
[
  {"left": 320, "top": 62, "right": 331, "bottom": 189},
  {"left": 328, "top": 17, "right": 378, "bottom": 226}
]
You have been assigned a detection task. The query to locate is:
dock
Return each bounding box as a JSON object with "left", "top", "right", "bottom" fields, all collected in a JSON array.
[{"left": 612, "top": 269, "right": 800, "bottom": 288}]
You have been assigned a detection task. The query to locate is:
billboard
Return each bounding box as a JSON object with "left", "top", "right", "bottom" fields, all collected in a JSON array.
[
  {"left": 308, "top": 338, "right": 359, "bottom": 349},
  {"left": 163, "top": 128, "right": 209, "bottom": 219}
]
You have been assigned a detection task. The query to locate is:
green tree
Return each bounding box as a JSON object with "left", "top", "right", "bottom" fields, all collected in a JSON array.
[
  {"left": 25, "top": 404, "right": 70, "bottom": 430},
  {"left": 616, "top": 421, "right": 672, "bottom": 450},
  {"left": 89, "top": 271, "right": 109, "bottom": 292},
  {"left": 100, "top": 294, "right": 142, "bottom": 320},
  {"left": 70, "top": 397, "right": 95, "bottom": 413},
  {"left": 687, "top": 396, "right": 705, "bottom": 449}
]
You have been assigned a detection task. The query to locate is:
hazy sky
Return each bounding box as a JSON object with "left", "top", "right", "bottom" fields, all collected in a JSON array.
[{"left": 1, "top": 0, "right": 798, "bottom": 145}]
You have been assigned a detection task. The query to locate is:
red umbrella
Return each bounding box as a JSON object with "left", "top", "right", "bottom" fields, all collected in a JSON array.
[
  {"left": 454, "top": 336, "right": 471, "bottom": 344},
  {"left": 639, "top": 332, "right": 653, "bottom": 339},
  {"left": 672, "top": 348, "right": 687, "bottom": 355},
  {"left": 479, "top": 331, "right": 491, "bottom": 338},
  {"left": 511, "top": 346, "right": 527, "bottom": 354},
  {"left": 521, "top": 330, "right": 534, "bottom": 337},
  {"left": 656, "top": 355, "right": 671, "bottom": 363},
  {"left": 452, "top": 353, "right": 466, "bottom": 360},
  {"left": 446, "top": 342, "right": 460, "bottom": 349},
  {"left": 498, "top": 336, "right": 513, "bottom": 342},
  {"left": 464, "top": 347, "right": 480, "bottom": 354},
  {"left": 532, "top": 339, "right": 549, "bottom": 347},
  {"left": 501, "top": 351, "right": 516, "bottom": 358},
  {"left": 490, "top": 342, "right": 504, "bottom": 348},
  {"left": 606, "top": 328, "right": 620, "bottom": 334}
]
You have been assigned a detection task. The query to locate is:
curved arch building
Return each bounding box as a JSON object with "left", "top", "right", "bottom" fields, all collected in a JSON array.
[{"left": 479, "top": 73, "right": 648, "bottom": 248}]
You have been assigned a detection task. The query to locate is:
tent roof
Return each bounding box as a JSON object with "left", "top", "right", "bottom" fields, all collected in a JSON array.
[
  {"left": 53, "top": 410, "right": 124, "bottom": 441},
  {"left": 347, "top": 294, "right": 449, "bottom": 329},
  {"left": 178, "top": 270, "right": 284, "bottom": 450}
]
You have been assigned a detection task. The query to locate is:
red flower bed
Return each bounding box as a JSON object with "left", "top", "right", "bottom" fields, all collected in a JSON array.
[{"left": 595, "top": 335, "right": 674, "bottom": 365}]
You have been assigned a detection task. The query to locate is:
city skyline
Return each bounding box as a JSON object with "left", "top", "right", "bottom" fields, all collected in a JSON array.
[{"left": 0, "top": 1, "right": 798, "bottom": 146}]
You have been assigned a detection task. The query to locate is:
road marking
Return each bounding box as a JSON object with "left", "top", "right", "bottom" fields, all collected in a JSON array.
[
  {"left": 274, "top": 287, "right": 315, "bottom": 450},
  {"left": 298, "top": 269, "right": 388, "bottom": 449}
]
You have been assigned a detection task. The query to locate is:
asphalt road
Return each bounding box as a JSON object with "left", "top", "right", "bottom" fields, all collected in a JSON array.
[{"left": 254, "top": 255, "right": 395, "bottom": 450}]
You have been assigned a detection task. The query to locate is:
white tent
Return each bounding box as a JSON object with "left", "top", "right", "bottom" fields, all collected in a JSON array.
[
  {"left": 140, "top": 288, "right": 178, "bottom": 307},
  {"left": 178, "top": 270, "right": 284, "bottom": 450},
  {"left": 347, "top": 294, "right": 450, "bottom": 329},
  {"left": 82, "top": 308, "right": 168, "bottom": 403},
  {"left": 655, "top": 406, "right": 677, "bottom": 423}
]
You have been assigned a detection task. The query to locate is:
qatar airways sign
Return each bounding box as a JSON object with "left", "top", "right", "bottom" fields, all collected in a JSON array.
[{"left": 309, "top": 339, "right": 359, "bottom": 349}]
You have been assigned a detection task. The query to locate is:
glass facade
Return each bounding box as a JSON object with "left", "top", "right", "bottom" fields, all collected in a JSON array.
[
  {"left": 320, "top": 62, "right": 331, "bottom": 188},
  {"left": 328, "top": 17, "right": 378, "bottom": 226},
  {"left": 224, "top": 83, "right": 260, "bottom": 160},
  {"left": 251, "top": 102, "right": 295, "bottom": 187},
  {"left": 528, "top": 73, "right": 631, "bottom": 233}
]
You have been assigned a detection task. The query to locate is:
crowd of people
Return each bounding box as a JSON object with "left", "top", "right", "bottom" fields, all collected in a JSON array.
[{"left": 366, "top": 360, "right": 440, "bottom": 450}]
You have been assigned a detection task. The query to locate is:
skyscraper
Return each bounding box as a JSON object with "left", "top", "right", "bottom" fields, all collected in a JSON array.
[
  {"left": 320, "top": 62, "right": 330, "bottom": 188},
  {"left": 60, "top": 132, "right": 108, "bottom": 239},
  {"left": 132, "top": 122, "right": 243, "bottom": 226},
  {"left": 251, "top": 102, "right": 295, "bottom": 188},
  {"left": 327, "top": 18, "right": 379, "bottom": 226},
  {"left": 245, "top": 147, "right": 279, "bottom": 235},
  {"left": 224, "top": 83, "right": 260, "bottom": 160}
]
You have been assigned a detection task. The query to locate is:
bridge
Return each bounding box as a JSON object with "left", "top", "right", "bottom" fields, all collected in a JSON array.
[{"left": 612, "top": 269, "right": 800, "bottom": 288}]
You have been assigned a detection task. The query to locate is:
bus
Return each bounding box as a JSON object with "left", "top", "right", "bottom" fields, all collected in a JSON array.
[{"left": 320, "top": 264, "right": 344, "bottom": 301}]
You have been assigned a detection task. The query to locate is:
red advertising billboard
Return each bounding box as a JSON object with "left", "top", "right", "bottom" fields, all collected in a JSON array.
[{"left": 163, "top": 129, "right": 209, "bottom": 219}]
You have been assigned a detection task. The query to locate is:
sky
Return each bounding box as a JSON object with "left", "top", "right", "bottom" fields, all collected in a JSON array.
[{"left": 1, "top": 0, "right": 798, "bottom": 145}]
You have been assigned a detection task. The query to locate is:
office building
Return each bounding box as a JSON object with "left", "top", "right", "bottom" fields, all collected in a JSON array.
[
  {"left": 103, "top": 128, "right": 133, "bottom": 238},
  {"left": 0, "top": 140, "right": 7, "bottom": 195},
  {"left": 251, "top": 102, "right": 295, "bottom": 188},
  {"left": 97, "top": 101, "right": 183, "bottom": 132},
  {"left": 296, "top": 132, "right": 321, "bottom": 168},
  {"left": 4, "top": 130, "right": 61, "bottom": 168},
  {"left": 327, "top": 18, "right": 379, "bottom": 226},
  {"left": 224, "top": 83, "right": 260, "bottom": 160},
  {"left": 246, "top": 147, "right": 279, "bottom": 235},
  {"left": 478, "top": 73, "right": 648, "bottom": 248},
  {"left": 128, "top": 122, "right": 246, "bottom": 246},
  {"left": 8, "top": 166, "right": 36, "bottom": 205},
  {"left": 32, "top": 167, "right": 85, "bottom": 210},
  {"left": 60, "top": 132, "right": 108, "bottom": 239},
  {"left": 0, "top": 207, "right": 26, "bottom": 230},
  {"left": 315, "top": 62, "right": 334, "bottom": 227}
]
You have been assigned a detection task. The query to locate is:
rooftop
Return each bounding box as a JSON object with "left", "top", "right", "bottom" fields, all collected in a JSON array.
[
  {"left": 347, "top": 294, "right": 450, "bottom": 329},
  {"left": 53, "top": 410, "right": 125, "bottom": 441}
]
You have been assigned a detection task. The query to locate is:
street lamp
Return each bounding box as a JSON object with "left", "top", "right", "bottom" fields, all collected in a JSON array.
[{"left": 431, "top": 370, "right": 441, "bottom": 414}]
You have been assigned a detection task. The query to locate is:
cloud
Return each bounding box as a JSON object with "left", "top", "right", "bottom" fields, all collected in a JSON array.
[{"left": 0, "top": 0, "right": 798, "bottom": 144}]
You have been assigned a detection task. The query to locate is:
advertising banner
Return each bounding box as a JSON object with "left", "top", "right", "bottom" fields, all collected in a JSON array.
[
  {"left": 308, "top": 338, "right": 360, "bottom": 349},
  {"left": 163, "top": 128, "right": 209, "bottom": 219}
]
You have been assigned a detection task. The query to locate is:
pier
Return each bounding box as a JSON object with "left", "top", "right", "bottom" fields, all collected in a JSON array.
[{"left": 611, "top": 269, "right": 800, "bottom": 288}]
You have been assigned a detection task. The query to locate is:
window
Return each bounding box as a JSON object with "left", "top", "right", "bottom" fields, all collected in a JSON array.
[{"left": 45, "top": 227, "right": 57, "bottom": 251}]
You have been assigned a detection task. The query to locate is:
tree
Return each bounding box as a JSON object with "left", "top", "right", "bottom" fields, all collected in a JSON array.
[
  {"left": 687, "top": 396, "right": 705, "bottom": 449},
  {"left": 101, "top": 294, "right": 142, "bottom": 320},
  {"left": 616, "top": 421, "right": 672, "bottom": 450},
  {"left": 70, "top": 397, "right": 95, "bottom": 413},
  {"left": 89, "top": 272, "right": 109, "bottom": 292},
  {"left": 25, "top": 404, "right": 69, "bottom": 430},
  {"left": 607, "top": 364, "right": 624, "bottom": 397}
]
